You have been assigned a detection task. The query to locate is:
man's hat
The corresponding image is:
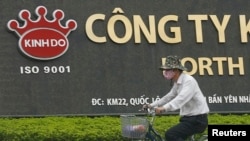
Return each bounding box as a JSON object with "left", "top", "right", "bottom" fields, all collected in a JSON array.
[{"left": 160, "top": 55, "right": 187, "bottom": 71}]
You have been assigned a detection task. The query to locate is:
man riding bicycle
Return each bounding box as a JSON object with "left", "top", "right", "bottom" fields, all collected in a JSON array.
[{"left": 143, "top": 55, "right": 209, "bottom": 141}]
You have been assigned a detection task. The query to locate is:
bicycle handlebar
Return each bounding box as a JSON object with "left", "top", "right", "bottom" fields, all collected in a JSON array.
[
  {"left": 139, "top": 107, "right": 156, "bottom": 116},
  {"left": 138, "top": 107, "right": 157, "bottom": 125}
]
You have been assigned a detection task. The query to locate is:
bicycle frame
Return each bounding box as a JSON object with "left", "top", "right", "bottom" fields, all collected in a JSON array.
[
  {"left": 145, "top": 123, "right": 163, "bottom": 141},
  {"left": 143, "top": 108, "right": 164, "bottom": 141},
  {"left": 142, "top": 108, "right": 209, "bottom": 141}
]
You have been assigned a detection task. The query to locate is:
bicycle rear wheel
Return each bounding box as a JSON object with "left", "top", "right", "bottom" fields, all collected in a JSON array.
[{"left": 197, "top": 135, "right": 208, "bottom": 141}]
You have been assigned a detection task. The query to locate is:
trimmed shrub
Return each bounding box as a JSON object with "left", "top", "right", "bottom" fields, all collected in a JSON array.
[{"left": 0, "top": 114, "right": 249, "bottom": 140}]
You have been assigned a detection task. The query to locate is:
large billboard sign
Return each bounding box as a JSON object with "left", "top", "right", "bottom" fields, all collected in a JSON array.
[{"left": 0, "top": 0, "right": 250, "bottom": 116}]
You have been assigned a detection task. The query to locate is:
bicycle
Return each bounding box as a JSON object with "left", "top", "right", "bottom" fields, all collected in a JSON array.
[
  {"left": 120, "top": 107, "right": 208, "bottom": 141},
  {"left": 120, "top": 107, "right": 164, "bottom": 141}
]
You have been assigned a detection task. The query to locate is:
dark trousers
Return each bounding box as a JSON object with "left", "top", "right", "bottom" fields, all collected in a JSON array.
[{"left": 165, "top": 114, "right": 208, "bottom": 141}]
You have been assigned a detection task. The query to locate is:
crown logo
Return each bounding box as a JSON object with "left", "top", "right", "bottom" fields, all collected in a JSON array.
[{"left": 7, "top": 6, "right": 77, "bottom": 60}]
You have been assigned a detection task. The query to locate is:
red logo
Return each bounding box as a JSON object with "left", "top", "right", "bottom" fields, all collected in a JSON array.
[{"left": 7, "top": 6, "right": 77, "bottom": 60}]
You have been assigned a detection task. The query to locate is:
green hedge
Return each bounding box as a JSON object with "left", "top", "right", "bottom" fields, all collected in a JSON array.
[{"left": 0, "top": 114, "right": 250, "bottom": 141}]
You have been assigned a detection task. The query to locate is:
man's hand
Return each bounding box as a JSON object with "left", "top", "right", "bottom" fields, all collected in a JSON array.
[{"left": 155, "top": 107, "right": 165, "bottom": 114}]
